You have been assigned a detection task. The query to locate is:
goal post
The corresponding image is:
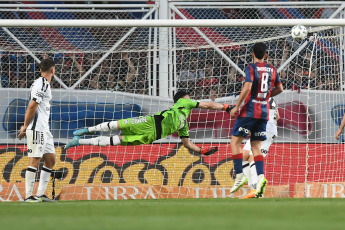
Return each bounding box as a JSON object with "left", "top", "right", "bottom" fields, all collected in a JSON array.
[{"left": 1, "top": 2, "right": 345, "bottom": 201}]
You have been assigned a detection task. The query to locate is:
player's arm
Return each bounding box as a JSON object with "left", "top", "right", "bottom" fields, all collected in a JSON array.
[
  {"left": 198, "top": 101, "right": 234, "bottom": 113},
  {"left": 18, "top": 100, "right": 39, "bottom": 140},
  {"left": 230, "top": 81, "right": 252, "bottom": 117},
  {"left": 184, "top": 99, "right": 232, "bottom": 113},
  {"left": 276, "top": 108, "right": 280, "bottom": 121},
  {"left": 335, "top": 114, "right": 345, "bottom": 140},
  {"left": 271, "top": 83, "right": 283, "bottom": 97},
  {"left": 181, "top": 137, "right": 218, "bottom": 156},
  {"left": 271, "top": 71, "right": 284, "bottom": 97},
  {"left": 198, "top": 101, "right": 223, "bottom": 110}
]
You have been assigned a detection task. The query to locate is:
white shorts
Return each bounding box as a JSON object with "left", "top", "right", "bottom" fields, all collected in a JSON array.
[
  {"left": 243, "top": 132, "right": 277, "bottom": 157},
  {"left": 26, "top": 130, "right": 55, "bottom": 158}
]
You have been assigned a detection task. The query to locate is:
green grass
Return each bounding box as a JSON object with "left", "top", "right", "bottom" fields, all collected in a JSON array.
[{"left": 1, "top": 199, "right": 345, "bottom": 230}]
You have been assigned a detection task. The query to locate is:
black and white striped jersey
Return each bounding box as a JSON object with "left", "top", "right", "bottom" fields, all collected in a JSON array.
[
  {"left": 27, "top": 77, "right": 52, "bottom": 132},
  {"left": 267, "top": 97, "right": 278, "bottom": 136}
]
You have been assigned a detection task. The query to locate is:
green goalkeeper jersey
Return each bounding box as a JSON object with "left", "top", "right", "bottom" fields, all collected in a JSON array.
[{"left": 155, "top": 98, "right": 199, "bottom": 139}]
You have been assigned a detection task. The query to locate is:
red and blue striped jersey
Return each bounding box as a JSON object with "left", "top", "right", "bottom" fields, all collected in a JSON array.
[{"left": 239, "top": 62, "right": 281, "bottom": 120}]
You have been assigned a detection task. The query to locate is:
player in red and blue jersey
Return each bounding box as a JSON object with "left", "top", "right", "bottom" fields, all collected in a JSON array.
[{"left": 229, "top": 42, "right": 283, "bottom": 198}]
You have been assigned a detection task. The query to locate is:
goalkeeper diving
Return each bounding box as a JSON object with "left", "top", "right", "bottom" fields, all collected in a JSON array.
[{"left": 65, "top": 90, "right": 233, "bottom": 156}]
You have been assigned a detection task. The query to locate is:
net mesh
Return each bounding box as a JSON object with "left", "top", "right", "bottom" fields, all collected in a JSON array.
[{"left": 0, "top": 2, "right": 345, "bottom": 201}]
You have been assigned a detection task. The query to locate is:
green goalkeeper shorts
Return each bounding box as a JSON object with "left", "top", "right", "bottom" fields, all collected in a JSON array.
[{"left": 118, "top": 116, "right": 157, "bottom": 146}]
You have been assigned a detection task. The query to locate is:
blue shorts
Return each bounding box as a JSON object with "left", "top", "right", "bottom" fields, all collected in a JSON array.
[{"left": 232, "top": 117, "right": 267, "bottom": 141}]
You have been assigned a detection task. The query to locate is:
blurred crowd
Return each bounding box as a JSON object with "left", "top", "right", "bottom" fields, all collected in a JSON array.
[
  {"left": 0, "top": 51, "right": 149, "bottom": 94},
  {"left": 175, "top": 39, "right": 341, "bottom": 100},
  {"left": 0, "top": 39, "right": 341, "bottom": 99}
]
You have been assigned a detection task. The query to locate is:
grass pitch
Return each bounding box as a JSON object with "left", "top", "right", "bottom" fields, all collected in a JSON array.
[{"left": 1, "top": 198, "right": 344, "bottom": 230}]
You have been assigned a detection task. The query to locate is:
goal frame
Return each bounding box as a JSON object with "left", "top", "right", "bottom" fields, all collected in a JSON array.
[{"left": 1, "top": 1, "right": 345, "bottom": 200}]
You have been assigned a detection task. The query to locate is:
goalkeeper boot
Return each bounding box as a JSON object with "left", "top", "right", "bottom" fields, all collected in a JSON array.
[
  {"left": 230, "top": 174, "right": 247, "bottom": 194},
  {"left": 36, "top": 194, "right": 56, "bottom": 202},
  {"left": 240, "top": 189, "right": 256, "bottom": 199},
  {"left": 73, "top": 128, "right": 95, "bottom": 136},
  {"left": 24, "top": 196, "right": 41, "bottom": 203},
  {"left": 64, "top": 136, "right": 80, "bottom": 150},
  {"left": 255, "top": 174, "right": 268, "bottom": 198}
]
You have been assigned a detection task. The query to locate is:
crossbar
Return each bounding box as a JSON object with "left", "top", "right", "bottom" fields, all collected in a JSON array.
[{"left": 0, "top": 19, "right": 345, "bottom": 28}]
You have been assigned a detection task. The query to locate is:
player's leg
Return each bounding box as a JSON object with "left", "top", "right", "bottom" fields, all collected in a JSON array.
[
  {"left": 65, "top": 135, "right": 122, "bottom": 149},
  {"left": 230, "top": 135, "right": 248, "bottom": 193},
  {"left": 251, "top": 140, "right": 267, "bottom": 197},
  {"left": 230, "top": 117, "right": 256, "bottom": 193},
  {"left": 69, "top": 132, "right": 156, "bottom": 149},
  {"left": 36, "top": 131, "right": 56, "bottom": 202},
  {"left": 243, "top": 150, "right": 257, "bottom": 190},
  {"left": 74, "top": 121, "right": 120, "bottom": 136},
  {"left": 36, "top": 153, "right": 55, "bottom": 202},
  {"left": 67, "top": 116, "right": 156, "bottom": 149},
  {"left": 25, "top": 157, "right": 41, "bottom": 202},
  {"left": 240, "top": 147, "right": 258, "bottom": 199},
  {"left": 80, "top": 135, "right": 122, "bottom": 146},
  {"left": 251, "top": 119, "right": 268, "bottom": 198},
  {"left": 25, "top": 130, "right": 42, "bottom": 202},
  {"left": 242, "top": 140, "right": 253, "bottom": 189},
  {"left": 261, "top": 133, "right": 276, "bottom": 158},
  {"left": 248, "top": 153, "right": 257, "bottom": 190},
  {"left": 230, "top": 118, "right": 250, "bottom": 193},
  {"left": 68, "top": 118, "right": 125, "bottom": 148},
  {"left": 243, "top": 133, "right": 275, "bottom": 199}
]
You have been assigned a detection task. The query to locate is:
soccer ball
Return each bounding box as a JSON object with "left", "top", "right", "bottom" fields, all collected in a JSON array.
[{"left": 291, "top": 25, "right": 307, "bottom": 41}]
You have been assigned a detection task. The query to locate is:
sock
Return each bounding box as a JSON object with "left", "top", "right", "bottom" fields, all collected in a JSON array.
[
  {"left": 79, "top": 135, "right": 121, "bottom": 146},
  {"left": 254, "top": 155, "right": 264, "bottom": 176},
  {"left": 88, "top": 121, "right": 119, "bottom": 132},
  {"left": 250, "top": 161, "right": 258, "bottom": 189},
  {"left": 232, "top": 153, "right": 243, "bottom": 174},
  {"left": 242, "top": 161, "right": 252, "bottom": 186},
  {"left": 36, "top": 166, "right": 52, "bottom": 197},
  {"left": 25, "top": 166, "right": 37, "bottom": 198}
]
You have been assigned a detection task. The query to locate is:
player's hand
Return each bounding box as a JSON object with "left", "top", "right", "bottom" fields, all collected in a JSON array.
[
  {"left": 18, "top": 125, "right": 27, "bottom": 140},
  {"left": 230, "top": 106, "right": 239, "bottom": 118},
  {"left": 335, "top": 129, "right": 342, "bottom": 140},
  {"left": 200, "top": 146, "right": 218, "bottom": 156},
  {"left": 223, "top": 104, "right": 235, "bottom": 114}
]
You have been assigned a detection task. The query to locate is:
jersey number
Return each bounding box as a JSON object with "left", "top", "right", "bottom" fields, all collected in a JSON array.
[{"left": 261, "top": 72, "right": 269, "bottom": 92}]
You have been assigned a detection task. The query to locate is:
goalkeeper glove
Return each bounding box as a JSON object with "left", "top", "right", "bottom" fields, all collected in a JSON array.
[
  {"left": 200, "top": 146, "right": 219, "bottom": 156},
  {"left": 223, "top": 104, "right": 235, "bottom": 114}
]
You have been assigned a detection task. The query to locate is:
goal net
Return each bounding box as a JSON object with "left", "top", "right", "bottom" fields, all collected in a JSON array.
[{"left": 1, "top": 2, "right": 345, "bottom": 201}]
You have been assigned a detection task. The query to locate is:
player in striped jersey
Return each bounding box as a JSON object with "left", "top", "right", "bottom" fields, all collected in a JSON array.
[
  {"left": 241, "top": 97, "right": 280, "bottom": 199},
  {"left": 18, "top": 59, "right": 56, "bottom": 202},
  {"left": 229, "top": 42, "right": 283, "bottom": 198}
]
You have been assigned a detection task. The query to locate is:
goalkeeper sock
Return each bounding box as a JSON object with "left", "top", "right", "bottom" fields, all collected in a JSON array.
[
  {"left": 25, "top": 166, "right": 37, "bottom": 198},
  {"left": 250, "top": 161, "right": 258, "bottom": 189},
  {"left": 88, "top": 121, "right": 119, "bottom": 132},
  {"left": 254, "top": 155, "right": 264, "bottom": 176},
  {"left": 79, "top": 136, "right": 121, "bottom": 146},
  {"left": 36, "top": 166, "right": 52, "bottom": 197},
  {"left": 232, "top": 153, "right": 243, "bottom": 174},
  {"left": 242, "top": 161, "right": 252, "bottom": 187}
]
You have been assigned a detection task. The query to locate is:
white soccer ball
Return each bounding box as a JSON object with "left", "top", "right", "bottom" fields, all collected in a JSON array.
[{"left": 291, "top": 25, "right": 308, "bottom": 41}]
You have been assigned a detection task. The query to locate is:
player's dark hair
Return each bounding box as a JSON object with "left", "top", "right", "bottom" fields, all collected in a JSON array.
[
  {"left": 173, "top": 90, "right": 189, "bottom": 103},
  {"left": 252, "top": 42, "right": 267, "bottom": 59},
  {"left": 40, "top": 58, "right": 55, "bottom": 72}
]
